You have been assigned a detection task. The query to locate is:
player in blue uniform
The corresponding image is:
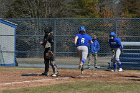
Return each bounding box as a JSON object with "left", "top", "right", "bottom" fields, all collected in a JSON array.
[
  {"left": 108, "top": 32, "right": 123, "bottom": 72},
  {"left": 88, "top": 35, "right": 100, "bottom": 69},
  {"left": 74, "top": 26, "right": 92, "bottom": 74}
]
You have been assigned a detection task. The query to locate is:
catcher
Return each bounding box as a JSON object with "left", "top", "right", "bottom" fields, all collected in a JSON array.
[{"left": 40, "top": 26, "right": 59, "bottom": 77}]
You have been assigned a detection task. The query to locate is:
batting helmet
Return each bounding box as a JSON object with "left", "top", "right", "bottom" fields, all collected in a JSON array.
[
  {"left": 79, "top": 26, "right": 86, "bottom": 32},
  {"left": 110, "top": 32, "right": 116, "bottom": 37}
]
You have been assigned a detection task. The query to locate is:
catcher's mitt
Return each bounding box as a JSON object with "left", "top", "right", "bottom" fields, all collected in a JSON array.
[
  {"left": 46, "top": 51, "right": 53, "bottom": 59},
  {"left": 48, "top": 51, "right": 53, "bottom": 57}
]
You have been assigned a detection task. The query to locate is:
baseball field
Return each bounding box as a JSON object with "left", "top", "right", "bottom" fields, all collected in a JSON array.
[{"left": 0, "top": 67, "right": 140, "bottom": 93}]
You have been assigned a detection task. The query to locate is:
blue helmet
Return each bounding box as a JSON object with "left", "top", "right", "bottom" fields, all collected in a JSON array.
[
  {"left": 110, "top": 32, "right": 116, "bottom": 37},
  {"left": 79, "top": 26, "right": 86, "bottom": 32}
]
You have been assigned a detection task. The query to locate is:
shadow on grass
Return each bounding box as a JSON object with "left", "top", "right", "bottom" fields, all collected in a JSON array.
[
  {"left": 125, "top": 75, "right": 140, "bottom": 81},
  {"left": 125, "top": 75, "right": 140, "bottom": 78}
]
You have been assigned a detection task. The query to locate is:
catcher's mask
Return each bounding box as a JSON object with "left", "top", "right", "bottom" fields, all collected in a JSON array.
[{"left": 44, "top": 26, "right": 52, "bottom": 34}]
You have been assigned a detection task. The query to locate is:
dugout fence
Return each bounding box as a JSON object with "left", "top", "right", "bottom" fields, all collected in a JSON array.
[
  {"left": 120, "top": 42, "right": 140, "bottom": 69},
  {"left": 0, "top": 18, "right": 140, "bottom": 69}
]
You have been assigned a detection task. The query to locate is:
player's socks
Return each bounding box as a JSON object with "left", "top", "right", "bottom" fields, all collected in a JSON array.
[
  {"left": 118, "top": 63, "right": 122, "bottom": 68},
  {"left": 113, "top": 63, "right": 117, "bottom": 71}
]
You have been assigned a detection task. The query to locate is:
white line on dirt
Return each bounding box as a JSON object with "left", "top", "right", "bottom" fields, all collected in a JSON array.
[{"left": 0, "top": 77, "right": 70, "bottom": 86}]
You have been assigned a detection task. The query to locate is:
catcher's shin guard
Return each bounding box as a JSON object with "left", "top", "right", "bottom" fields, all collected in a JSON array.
[
  {"left": 50, "top": 61, "right": 58, "bottom": 75},
  {"left": 42, "top": 61, "right": 49, "bottom": 76}
]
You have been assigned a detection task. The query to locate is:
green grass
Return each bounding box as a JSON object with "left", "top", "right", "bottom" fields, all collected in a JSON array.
[{"left": 1, "top": 81, "right": 140, "bottom": 93}]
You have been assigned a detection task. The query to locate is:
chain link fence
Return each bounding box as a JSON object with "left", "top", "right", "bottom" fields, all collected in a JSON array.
[{"left": 1, "top": 18, "right": 140, "bottom": 69}]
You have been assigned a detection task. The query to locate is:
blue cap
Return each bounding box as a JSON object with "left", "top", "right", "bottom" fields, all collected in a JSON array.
[{"left": 79, "top": 26, "right": 86, "bottom": 31}]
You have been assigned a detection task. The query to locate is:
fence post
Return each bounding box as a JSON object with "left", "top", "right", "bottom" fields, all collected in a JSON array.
[
  {"left": 115, "top": 18, "right": 118, "bottom": 35},
  {"left": 54, "top": 18, "right": 57, "bottom": 55}
]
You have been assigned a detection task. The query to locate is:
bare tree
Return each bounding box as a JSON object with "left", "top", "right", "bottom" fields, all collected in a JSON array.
[
  {"left": 0, "top": 0, "right": 14, "bottom": 18},
  {"left": 4, "top": 0, "right": 69, "bottom": 18}
]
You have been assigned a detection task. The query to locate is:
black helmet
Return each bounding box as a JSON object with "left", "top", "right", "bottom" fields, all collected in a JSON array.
[{"left": 44, "top": 26, "right": 52, "bottom": 34}]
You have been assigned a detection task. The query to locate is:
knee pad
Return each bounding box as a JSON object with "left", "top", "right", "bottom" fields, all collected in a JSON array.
[
  {"left": 50, "top": 61, "right": 57, "bottom": 67},
  {"left": 115, "top": 58, "right": 120, "bottom": 63},
  {"left": 50, "top": 56, "right": 54, "bottom": 61},
  {"left": 50, "top": 61, "right": 54, "bottom": 66},
  {"left": 81, "top": 58, "right": 86, "bottom": 64}
]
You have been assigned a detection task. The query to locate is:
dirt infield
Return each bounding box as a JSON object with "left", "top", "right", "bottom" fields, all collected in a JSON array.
[{"left": 0, "top": 67, "right": 140, "bottom": 91}]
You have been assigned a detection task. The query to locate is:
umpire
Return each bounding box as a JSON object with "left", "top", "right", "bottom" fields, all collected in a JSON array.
[{"left": 41, "top": 26, "right": 58, "bottom": 77}]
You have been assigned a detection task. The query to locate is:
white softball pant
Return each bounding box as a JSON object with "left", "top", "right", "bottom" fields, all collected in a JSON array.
[
  {"left": 112, "top": 48, "right": 121, "bottom": 63},
  {"left": 77, "top": 46, "right": 88, "bottom": 64}
]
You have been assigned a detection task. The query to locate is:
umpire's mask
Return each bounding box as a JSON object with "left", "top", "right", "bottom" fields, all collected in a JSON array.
[{"left": 44, "top": 27, "right": 52, "bottom": 34}]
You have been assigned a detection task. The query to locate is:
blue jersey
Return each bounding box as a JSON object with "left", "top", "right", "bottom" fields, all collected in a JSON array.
[
  {"left": 75, "top": 34, "right": 92, "bottom": 47},
  {"left": 89, "top": 39, "right": 100, "bottom": 54},
  {"left": 109, "top": 37, "right": 123, "bottom": 49}
]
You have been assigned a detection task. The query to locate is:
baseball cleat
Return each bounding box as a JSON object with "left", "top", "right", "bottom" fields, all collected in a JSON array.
[
  {"left": 41, "top": 72, "right": 49, "bottom": 76},
  {"left": 51, "top": 74, "right": 57, "bottom": 77},
  {"left": 51, "top": 71, "right": 59, "bottom": 77},
  {"left": 111, "top": 69, "right": 117, "bottom": 72},
  {"left": 118, "top": 68, "right": 123, "bottom": 72}
]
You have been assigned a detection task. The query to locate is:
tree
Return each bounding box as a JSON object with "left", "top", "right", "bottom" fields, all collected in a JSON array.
[
  {"left": 121, "top": 0, "right": 140, "bottom": 18},
  {"left": 0, "top": 0, "right": 14, "bottom": 18},
  {"left": 67, "top": 0, "right": 99, "bottom": 18},
  {"left": 5, "top": 0, "right": 67, "bottom": 18},
  {"left": 3, "top": 0, "right": 140, "bottom": 18}
]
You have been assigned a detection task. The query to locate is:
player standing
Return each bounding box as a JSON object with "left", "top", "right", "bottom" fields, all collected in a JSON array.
[
  {"left": 88, "top": 35, "right": 100, "bottom": 69},
  {"left": 108, "top": 32, "right": 123, "bottom": 72},
  {"left": 40, "top": 26, "right": 59, "bottom": 77},
  {"left": 74, "top": 26, "right": 92, "bottom": 74}
]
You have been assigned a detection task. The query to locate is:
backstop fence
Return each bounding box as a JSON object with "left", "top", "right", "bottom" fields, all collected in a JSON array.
[{"left": 1, "top": 18, "right": 140, "bottom": 69}]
